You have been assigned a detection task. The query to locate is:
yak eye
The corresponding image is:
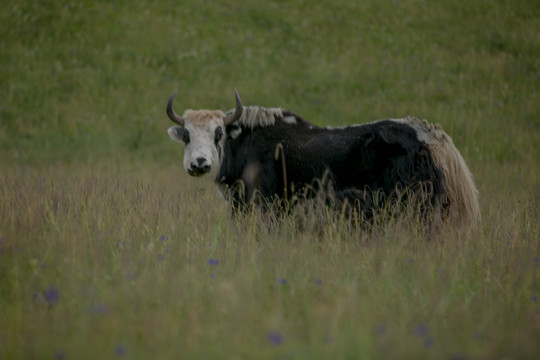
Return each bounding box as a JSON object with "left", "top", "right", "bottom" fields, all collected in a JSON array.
[
  {"left": 215, "top": 126, "right": 223, "bottom": 142},
  {"left": 177, "top": 128, "right": 190, "bottom": 144}
]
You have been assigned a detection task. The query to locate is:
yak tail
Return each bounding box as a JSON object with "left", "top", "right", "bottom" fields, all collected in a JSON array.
[{"left": 418, "top": 119, "right": 481, "bottom": 224}]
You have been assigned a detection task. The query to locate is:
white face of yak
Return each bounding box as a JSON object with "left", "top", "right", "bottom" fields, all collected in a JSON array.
[
  {"left": 166, "top": 89, "right": 243, "bottom": 179},
  {"left": 168, "top": 110, "right": 226, "bottom": 178}
]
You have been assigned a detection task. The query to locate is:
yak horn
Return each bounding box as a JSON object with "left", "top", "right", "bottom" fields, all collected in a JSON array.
[
  {"left": 166, "top": 90, "right": 185, "bottom": 126},
  {"left": 224, "top": 89, "right": 243, "bottom": 126}
]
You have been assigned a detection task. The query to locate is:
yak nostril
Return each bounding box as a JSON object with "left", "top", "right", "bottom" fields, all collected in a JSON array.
[{"left": 195, "top": 157, "right": 207, "bottom": 167}]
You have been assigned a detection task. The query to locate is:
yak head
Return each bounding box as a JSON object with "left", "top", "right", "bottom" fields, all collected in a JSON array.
[{"left": 167, "top": 89, "right": 243, "bottom": 178}]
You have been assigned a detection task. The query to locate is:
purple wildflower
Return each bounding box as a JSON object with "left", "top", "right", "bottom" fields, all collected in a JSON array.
[
  {"left": 157, "top": 254, "right": 165, "bottom": 262},
  {"left": 91, "top": 303, "right": 109, "bottom": 315},
  {"left": 267, "top": 331, "right": 283, "bottom": 346},
  {"left": 115, "top": 344, "right": 128, "bottom": 357},
  {"left": 532, "top": 295, "right": 537, "bottom": 303},
  {"left": 278, "top": 278, "right": 287, "bottom": 285},
  {"left": 44, "top": 285, "right": 59, "bottom": 305},
  {"left": 159, "top": 235, "right": 167, "bottom": 241},
  {"left": 423, "top": 337, "right": 435, "bottom": 348},
  {"left": 53, "top": 351, "right": 66, "bottom": 360},
  {"left": 207, "top": 259, "right": 219, "bottom": 266},
  {"left": 210, "top": 272, "right": 215, "bottom": 279},
  {"left": 413, "top": 325, "right": 429, "bottom": 337},
  {"left": 374, "top": 324, "right": 387, "bottom": 336},
  {"left": 314, "top": 278, "right": 322, "bottom": 285}
]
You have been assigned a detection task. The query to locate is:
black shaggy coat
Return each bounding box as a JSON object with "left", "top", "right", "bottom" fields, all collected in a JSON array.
[{"left": 218, "top": 111, "right": 446, "bottom": 217}]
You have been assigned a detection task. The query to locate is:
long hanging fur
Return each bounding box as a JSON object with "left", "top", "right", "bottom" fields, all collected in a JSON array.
[{"left": 411, "top": 117, "right": 480, "bottom": 224}]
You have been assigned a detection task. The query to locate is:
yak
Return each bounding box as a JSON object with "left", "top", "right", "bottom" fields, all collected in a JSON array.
[{"left": 166, "top": 89, "right": 480, "bottom": 224}]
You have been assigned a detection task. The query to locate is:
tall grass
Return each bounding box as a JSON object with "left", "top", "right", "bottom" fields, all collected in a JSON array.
[
  {"left": 1, "top": 0, "right": 539, "bottom": 358},
  {"left": 0, "top": 165, "right": 538, "bottom": 359}
]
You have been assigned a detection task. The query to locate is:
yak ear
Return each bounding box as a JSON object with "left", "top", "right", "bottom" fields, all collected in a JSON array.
[
  {"left": 226, "top": 124, "right": 242, "bottom": 139},
  {"left": 168, "top": 126, "right": 189, "bottom": 143}
]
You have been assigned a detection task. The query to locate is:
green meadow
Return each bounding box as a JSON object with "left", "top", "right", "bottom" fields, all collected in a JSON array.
[{"left": 1, "top": 0, "right": 539, "bottom": 359}]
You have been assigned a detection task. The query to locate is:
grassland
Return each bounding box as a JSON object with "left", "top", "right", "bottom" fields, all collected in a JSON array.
[{"left": 1, "top": 0, "right": 539, "bottom": 359}]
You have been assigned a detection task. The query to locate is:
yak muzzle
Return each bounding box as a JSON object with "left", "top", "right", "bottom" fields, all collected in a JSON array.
[{"left": 188, "top": 157, "right": 211, "bottom": 177}]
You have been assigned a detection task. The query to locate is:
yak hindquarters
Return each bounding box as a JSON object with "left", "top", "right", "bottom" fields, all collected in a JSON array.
[{"left": 422, "top": 120, "right": 480, "bottom": 224}]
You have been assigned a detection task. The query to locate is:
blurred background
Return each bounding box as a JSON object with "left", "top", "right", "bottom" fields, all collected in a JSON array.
[{"left": 1, "top": 0, "right": 538, "bottom": 177}]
